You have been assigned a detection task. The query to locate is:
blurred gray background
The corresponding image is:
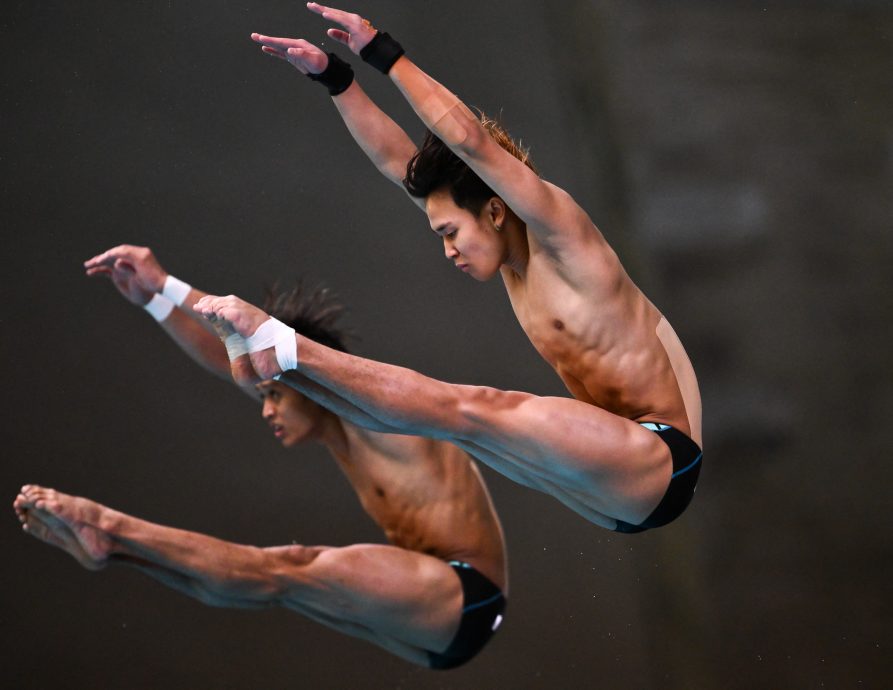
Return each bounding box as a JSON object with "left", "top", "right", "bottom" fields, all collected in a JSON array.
[{"left": 2, "top": 1, "right": 891, "bottom": 688}]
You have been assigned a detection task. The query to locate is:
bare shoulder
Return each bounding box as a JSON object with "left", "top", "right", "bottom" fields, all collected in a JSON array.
[{"left": 525, "top": 184, "right": 623, "bottom": 291}]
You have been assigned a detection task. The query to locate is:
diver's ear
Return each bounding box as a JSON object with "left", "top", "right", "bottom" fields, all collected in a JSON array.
[{"left": 487, "top": 197, "right": 506, "bottom": 231}]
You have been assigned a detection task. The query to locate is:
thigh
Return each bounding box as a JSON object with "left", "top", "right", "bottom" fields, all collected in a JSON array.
[
  {"left": 276, "top": 543, "right": 464, "bottom": 656},
  {"left": 454, "top": 388, "right": 673, "bottom": 524}
]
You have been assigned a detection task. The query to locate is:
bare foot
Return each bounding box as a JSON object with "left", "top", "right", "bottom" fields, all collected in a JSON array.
[
  {"left": 16, "top": 505, "right": 105, "bottom": 571},
  {"left": 14, "top": 485, "right": 114, "bottom": 569}
]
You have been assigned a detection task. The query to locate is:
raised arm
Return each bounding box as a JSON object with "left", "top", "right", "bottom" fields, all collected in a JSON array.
[
  {"left": 309, "top": 3, "right": 595, "bottom": 251},
  {"left": 83, "top": 245, "right": 247, "bottom": 391},
  {"left": 250, "top": 32, "right": 420, "bottom": 203}
]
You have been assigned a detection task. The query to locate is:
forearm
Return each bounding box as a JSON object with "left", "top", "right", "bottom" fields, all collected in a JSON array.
[
  {"left": 157, "top": 308, "right": 233, "bottom": 382},
  {"left": 332, "top": 81, "right": 417, "bottom": 186},
  {"left": 388, "top": 57, "right": 483, "bottom": 155}
]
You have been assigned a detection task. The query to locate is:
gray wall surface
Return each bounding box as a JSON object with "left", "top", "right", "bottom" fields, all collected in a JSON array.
[{"left": 2, "top": 1, "right": 890, "bottom": 688}]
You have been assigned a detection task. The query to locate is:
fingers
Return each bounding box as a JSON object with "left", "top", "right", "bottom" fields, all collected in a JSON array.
[
  {"left": 84, "top": 244, "right": 138, "bottom": 270},
  {"left": 308, "top": 3, "right": 372, "bottom": 34},
  {"left": 113, "top": 258, "right": 136, "bottom": 274},
  {"left": 251, "top": 33, "right": 301, "bottom": 50},
  {"left": 85, "top": 266, "right": 113, "bottom": 278},
  {"left": 327, "top": 28, "right": 350, "bottom": 46},
  {"left": 193, "top": 294, "right": 218, "bottom": 316},
  {"left": 84, "top": 249, "right": 119, "bottom": 270},
  {"left": 193, "top": 294, "right": 240, "bottom": 317},
  {"left": 261, "top": 46, "right": 289, "bottom": 61}
]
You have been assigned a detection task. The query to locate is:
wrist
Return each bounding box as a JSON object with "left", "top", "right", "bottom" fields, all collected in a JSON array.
[
  {"left": 307, "top": 52, "right": 354, "bottom": 96},
  {"left": 161, "top": 275, "right": 192, "bottom": 307},
  {"left": 224, "top": 333, "right": 249, "bottom": 362},
  {"left": 246, "top": 318, "right": 298, "bottom": 373},
  {"left": 360, "top": 31, "right": 404, "bottom": 75},
  {"left": 143, "top": 294, "right": 175, "bottom": 322}
]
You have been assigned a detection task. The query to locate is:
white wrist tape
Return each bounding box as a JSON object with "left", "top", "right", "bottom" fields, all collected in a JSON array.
[
  {"left": 143, "top": 293, "right": 175, "bottom": 322},
  {"left": 245, "top": 318, "right": 298, "bottom": 372},
  {"left": 223, "top": 333, "right": 250, "bottom": 362},
  {"left": 161, "top": 275, "right": 192, "bottom": 307}
]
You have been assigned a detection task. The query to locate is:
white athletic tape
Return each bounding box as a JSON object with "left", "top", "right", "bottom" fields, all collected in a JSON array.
[
  {"left": 245, "top": 318, "right": 298, "bottom": 372},
  {"left": 143, "top": 293, "right": 175, "bottom": 322},
  {"left": 161, "top": 275, "right": 192, "bottom": 307},
  {"left": 224, "top": 333, "right": 249, "bottom": 362}
]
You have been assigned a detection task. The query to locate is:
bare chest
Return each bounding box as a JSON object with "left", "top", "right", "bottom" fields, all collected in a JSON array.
[
  {"left": 502, "top": 265, "right": 668, "bottom": 416},
  {"left": 504, "top": 269, "right": 607, "bottom": 372}
]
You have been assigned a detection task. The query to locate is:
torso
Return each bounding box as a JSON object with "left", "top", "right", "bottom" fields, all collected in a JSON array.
[
  {"left": 501, "top": 225, "right": 702, "bottom": 447},
  {"left": 329, "top": 426, "right": 507, "bottom": 590}
]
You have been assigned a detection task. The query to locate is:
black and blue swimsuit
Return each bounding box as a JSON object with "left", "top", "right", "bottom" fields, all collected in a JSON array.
[
  {"left": 426, "top": 560, "right": 506, "bottom": 670},
  {"left": 614, "top": 422, "right": 703, "bottom": 534}
]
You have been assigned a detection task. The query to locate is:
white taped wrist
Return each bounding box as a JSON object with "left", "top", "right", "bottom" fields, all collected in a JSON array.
[
  {"left": 246, "top": 318, "right": 298, "bottom": 372},
  {"left": 224, "top": 333, "right": 249, "bottom": 362},
  {"left": 161, "top": 275, "right": 192, "bottom": 307},
  {"left": 143, "top": 293, "right": 175, "bottom": 322}
]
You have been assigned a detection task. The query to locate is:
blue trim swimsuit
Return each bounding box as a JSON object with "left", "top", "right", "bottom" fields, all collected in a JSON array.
[
  {"left": 614, "top": 423, "right": 703, "bottom": 534},
  {"left": 426, "top": 561, "right": 506, "bottom": 670}
]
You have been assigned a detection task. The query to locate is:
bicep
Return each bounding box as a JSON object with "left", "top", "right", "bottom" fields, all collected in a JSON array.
[{"left": 461, "top": 131, "right": 593, "bottom": 245}]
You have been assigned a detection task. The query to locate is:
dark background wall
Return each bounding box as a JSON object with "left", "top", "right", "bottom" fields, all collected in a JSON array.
[{"left": 2, "top": 1, "right": 890, "bottom": 688}]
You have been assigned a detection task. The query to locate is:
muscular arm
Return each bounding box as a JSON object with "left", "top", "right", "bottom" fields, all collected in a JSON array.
[
  {"left": 308, "top": 4, "right": 596, "bottom": 253},
  {"left": 156, "top": 306, "right": 234, "bottom": 384},
  {"left": 389, "top": 57, "right": 593, "bottom": 250},
  {"left": 331, "top": 81, "right": 419, "bottom": 193},
  {"left": 249, "top": 33, "right": 421, "bottom": 207},
  {"left": 84, "top": 245, "right": 253, "bottom": 396}
]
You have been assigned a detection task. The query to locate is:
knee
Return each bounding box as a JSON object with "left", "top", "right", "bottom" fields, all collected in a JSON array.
[
  {"left": 264, "top": 544, "right": 327, "bottom": 596},
  {"left": 454, "top": 386, "right": 528, "bottom": 439}
]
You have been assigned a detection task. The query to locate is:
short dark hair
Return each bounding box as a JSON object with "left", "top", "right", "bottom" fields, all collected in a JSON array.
[
  {"left": 402, "top": 114, "right": 538, "bottom": 214},
  {"left": 262, "top": 281, "right": 352, "bottom": 354}
]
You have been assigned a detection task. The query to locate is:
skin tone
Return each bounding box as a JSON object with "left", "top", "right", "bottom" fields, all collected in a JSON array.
[
  {"left": 241, "top": 5, "right": 703, "bottom": 529},
  {"left": 19, "top": 246, "right": 508, "bottom": 667}
]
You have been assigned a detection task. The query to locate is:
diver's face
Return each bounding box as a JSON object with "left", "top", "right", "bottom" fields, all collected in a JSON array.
[
  {"left": 257, "top": 381, "right": 322, "bottom": 447},
  {"left": 426, "top": 189, "right": 505, "bottom": 281}
]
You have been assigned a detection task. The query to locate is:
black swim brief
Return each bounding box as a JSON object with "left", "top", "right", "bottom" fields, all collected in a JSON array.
[
  {"left": 614, "top": 423, "right": 702, "bottom": 534},
  {"left": 426, "top": 561, "right": 506, "bottom": 670}
]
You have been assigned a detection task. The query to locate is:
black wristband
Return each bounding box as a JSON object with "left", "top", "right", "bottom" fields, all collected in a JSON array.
[
  {"left": 359, "top": 31, "right": 405, "bottom": 74},
  {"left": 306, "top": 52, "right": 354, "bottom": 96}
]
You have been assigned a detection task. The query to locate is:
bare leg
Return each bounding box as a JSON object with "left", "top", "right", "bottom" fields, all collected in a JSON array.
[
  {"left": 196, "top": 295, "right": 672, "bottom": 524},
  {"left": 13, "top": 486, "right": 463, "bottom": 665},
  {"left": 288, "top": 338, "right": 672, "bottom": 526}
]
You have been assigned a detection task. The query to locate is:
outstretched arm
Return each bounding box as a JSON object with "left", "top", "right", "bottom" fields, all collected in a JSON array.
[
  {"left": 84, "top": 245, "right": 246, "bottom": 390},
  {"left": 250, "top": 32, "right": 421, "bottom": 205},
  {"left": 310, "top": 3, "right": 597, "bottom": 254}
]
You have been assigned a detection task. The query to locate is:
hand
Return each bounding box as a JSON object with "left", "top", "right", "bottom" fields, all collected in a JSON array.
[
  {"left": 306, "top": 2, "right": 378, "bottom": 56},
  {"left": 250, "top": 34, "right": 329, "bottom": 75},
  {"left": 193, "top": 295, "right": 282, "bottom": 380},
  {"left": 107, "top": 265, "right": 155, "bottom": 306},
  {"left": 193, "top": 294, "right": 270, "bottom": 338},
  {"left": 84, "top": 245, "right": 168, "bottom": 296}
]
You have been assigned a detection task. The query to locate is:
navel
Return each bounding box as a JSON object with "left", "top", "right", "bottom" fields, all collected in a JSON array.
[
  {"left": 374, "top": 486, "right": 386, "bottom": 498},
  {"left": 552, "top": 319, "right": 565, "bottom": 330}
]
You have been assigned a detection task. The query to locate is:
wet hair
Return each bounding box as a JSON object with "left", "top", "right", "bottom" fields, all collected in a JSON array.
[
  {"left": 402, "top": 113, "right": 538, "bottom": 215},
  {"left": 262, "top": 281, "right": 353, "bottom": 354}
]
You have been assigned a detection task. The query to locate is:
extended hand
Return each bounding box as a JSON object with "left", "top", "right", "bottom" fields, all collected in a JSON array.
[
  {"left": 193, "top": 294, "right": 270, "bottom": 339},
  {"left": 84, "top": 245, "right": 168, "bottom": 296},
  {"left": 84, "top": 245, "right": 167, "bottom": 305},
  {"left": 306, "top": 2, "right": 377, "bottom": 55},
  {"left": 194, "top": 294, "right": 284, "bottom": 382},
  {"left": 250, "top": 34, "right": 329, "bottom": 75},
  {"left": 108, "top": 265, "right": 155, "bottom": 306}
]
